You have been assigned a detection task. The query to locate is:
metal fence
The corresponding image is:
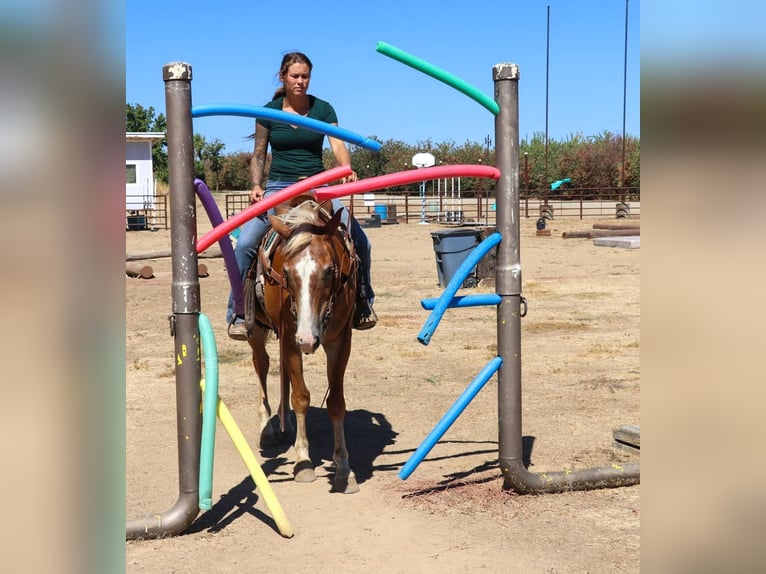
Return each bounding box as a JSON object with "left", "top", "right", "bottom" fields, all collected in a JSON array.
[
  {"left": 125, "top": 187, "right": 638, "bottom": 232},
  {"left": 125, "top": 194, "right": 169, "bottom": 230},
  {"left": 224, "top": 187, "right": 640, "bottom": 225}
]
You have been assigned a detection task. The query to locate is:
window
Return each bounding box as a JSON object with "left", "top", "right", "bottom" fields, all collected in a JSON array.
[{"left": 126, "top": 164, "right": 137, "bottom": 184}]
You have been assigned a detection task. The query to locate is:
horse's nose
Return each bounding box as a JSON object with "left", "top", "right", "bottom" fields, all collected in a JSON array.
[{"left": 295, "top": 331, "right": 320, "bottom": 354}]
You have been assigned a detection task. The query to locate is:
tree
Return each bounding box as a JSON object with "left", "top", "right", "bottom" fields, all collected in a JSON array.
[
  {"left": 192, "top": 135, "right": 226, "bottom": 189},
  {"left": 220, "top": 152, "right": 252, "bottom": 190}
]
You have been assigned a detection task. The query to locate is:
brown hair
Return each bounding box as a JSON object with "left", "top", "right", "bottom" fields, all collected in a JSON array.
[
  {"left": 248, "top": 52, "right": 315, "bottom": 139},
  {"left": 272, "top": 52, "right": 313, "bottom": 99}
]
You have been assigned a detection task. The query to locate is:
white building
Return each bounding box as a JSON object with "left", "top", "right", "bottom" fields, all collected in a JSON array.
[{"left": 125, "top": 132, "right": 165, "bottom": 211}]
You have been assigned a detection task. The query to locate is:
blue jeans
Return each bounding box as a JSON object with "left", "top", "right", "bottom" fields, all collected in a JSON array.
[{"left": 226, "top": 180, "right": 374, "bottom": 323}]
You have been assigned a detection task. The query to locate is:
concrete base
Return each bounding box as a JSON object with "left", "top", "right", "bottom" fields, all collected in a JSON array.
[{"left": 593, "top": 235, "right": 640, "bottom": 249}]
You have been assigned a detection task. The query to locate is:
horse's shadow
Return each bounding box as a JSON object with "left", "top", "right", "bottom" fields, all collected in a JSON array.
[
  {"left": 188, "top": 409, "right": 535, "bottom": 534},
  {"left": 188, "top": 406, "right": 396, "bottom": 535},
  {"left": 261, "top": 406, "right": 398, "bottom": 485}
]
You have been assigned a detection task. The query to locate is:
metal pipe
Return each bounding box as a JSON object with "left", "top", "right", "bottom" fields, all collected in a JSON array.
[
  {"left": 127, "top": 61, "right": 202, "bottom": 539},
  {"left": 493, "top": 62, "right": 639, "bottom": 493}
]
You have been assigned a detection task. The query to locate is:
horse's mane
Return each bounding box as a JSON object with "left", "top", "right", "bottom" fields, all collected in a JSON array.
[{"left": 278, "top": 201, "right": 325, "bottom": 257}]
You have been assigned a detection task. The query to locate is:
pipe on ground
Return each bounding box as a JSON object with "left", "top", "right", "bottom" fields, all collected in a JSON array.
[{"left": 492, "top": 63, "right": 639, "bottom": 494}]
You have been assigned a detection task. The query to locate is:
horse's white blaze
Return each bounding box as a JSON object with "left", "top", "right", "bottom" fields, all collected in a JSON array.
[{"left": 294, "top": 252, "right": 318, "bottom": 352}]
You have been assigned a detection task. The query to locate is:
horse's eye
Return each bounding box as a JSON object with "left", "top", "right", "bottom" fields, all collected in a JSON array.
[{"left": 323, "top": 266, "right": 335, "bottom": 282}]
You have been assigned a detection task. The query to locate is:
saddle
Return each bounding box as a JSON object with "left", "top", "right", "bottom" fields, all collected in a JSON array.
[{"left": 243, "top": 198, "right": 356, "bottom": 335}]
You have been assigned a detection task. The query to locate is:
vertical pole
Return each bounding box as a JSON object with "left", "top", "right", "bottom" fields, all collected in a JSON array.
[
  {"left": 544, "top": 5, "right": 551, "bottom": 206},
  {"left": 493, "top": 63, "right": 523, "bottom": 476},
  {"left": 165, "top": 60, "right": 203, "bottom": 517},
  {"left": 493, "top": 62, "right": 640, "bottom": 493},
  {"left": 620, "top": 0, "right": 629, "bottom": 200},
  {"left": 126, "top": 61, "right": 202, "bottom": 540}
]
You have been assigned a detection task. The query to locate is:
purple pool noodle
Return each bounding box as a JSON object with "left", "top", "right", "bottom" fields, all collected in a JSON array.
[{"left": 194, "top": 179, "right": 244, "bottom": 316}]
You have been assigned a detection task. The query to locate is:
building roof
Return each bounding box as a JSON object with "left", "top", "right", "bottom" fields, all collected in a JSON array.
[{"left": 126, "top": 132, "right": 165, "bottom": 142}]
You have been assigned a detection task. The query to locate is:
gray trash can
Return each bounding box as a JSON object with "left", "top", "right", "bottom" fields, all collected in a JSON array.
[{"left": 430, "top": 228, "right": 482, "bottom": 288}]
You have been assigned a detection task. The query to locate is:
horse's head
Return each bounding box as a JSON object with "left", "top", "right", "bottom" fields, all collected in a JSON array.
[{"left": 268, "top": 202, "right": 350, "bottom": 354}]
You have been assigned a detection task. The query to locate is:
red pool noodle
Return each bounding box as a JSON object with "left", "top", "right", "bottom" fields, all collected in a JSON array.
[
  {"left": 196, "top": 165, "right": 352, "bottom": 254},
  {"left": 314, "top": 164, "right": 500, "bottom": 201}
]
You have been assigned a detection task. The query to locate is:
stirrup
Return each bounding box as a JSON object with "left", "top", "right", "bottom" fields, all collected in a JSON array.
[
  {"left": 227, "top": 317, "right": 249, "bottom": 341},
  {"left": 353, "top": 304, "right": 378, "bottom": 331}
]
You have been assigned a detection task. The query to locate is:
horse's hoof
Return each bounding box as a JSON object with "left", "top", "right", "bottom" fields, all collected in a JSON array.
[
  {"left": 293, "top": 460, "right": 316, "bottom": 483},
  {"left": 258, "top": 426, "right": 277, "bottom": 449},
  {"left": 332, "top": 473, "right": 360, "bottom": 494}
]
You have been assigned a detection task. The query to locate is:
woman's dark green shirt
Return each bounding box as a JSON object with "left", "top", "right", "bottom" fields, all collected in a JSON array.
[{"left": 257, "top": 95, "right": 338, "bottom": 182}]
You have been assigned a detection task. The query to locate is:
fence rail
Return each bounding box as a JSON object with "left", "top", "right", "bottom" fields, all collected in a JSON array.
[{"left": 225, "top": 187, "right": 640, "bottom": 225}]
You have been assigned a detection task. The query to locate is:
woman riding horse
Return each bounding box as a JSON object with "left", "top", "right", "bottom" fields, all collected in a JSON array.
[{"left": 226, "top": 51, "right": 377, "bottom": 339}]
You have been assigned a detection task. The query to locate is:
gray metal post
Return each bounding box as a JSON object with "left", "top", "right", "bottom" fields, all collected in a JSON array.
[
  {"left": 127, "top": 61, "right": 203, "bottom": 539},
  {"left": 493, "top": 63, "right": 639, "bottom": 493}
]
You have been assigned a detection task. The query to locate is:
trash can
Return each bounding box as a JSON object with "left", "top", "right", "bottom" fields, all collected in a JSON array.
[
  {"left": 430, "top": 228, "right": 482, "bottom": 288},
  {"left": 127, "top": 214, "right": 147, "bottom": 231}
]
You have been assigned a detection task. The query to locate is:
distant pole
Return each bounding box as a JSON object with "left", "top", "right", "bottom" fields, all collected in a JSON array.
[
  {"left": 621, "top": 0, "right": 629, "bottom": 197},
  {"left": 544, "top": 5, "right": 550, "bottom": 205}
]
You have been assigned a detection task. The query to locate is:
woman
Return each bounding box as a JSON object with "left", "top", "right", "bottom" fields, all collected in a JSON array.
[{"left": 227, "top": 51, "right": 377, "bottom": 340}]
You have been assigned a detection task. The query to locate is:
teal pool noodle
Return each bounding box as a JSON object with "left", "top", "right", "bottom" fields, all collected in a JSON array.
[
  {"left": 376, "top": 41, "right": 500, "bottom": 116},
  {"left": 198, "top": 313, "right": 219, "bottom": 511}
]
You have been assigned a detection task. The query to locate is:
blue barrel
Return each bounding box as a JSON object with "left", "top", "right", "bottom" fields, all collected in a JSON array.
[{"left": 374, "top": 204, "right": 388, "bottom": 220}]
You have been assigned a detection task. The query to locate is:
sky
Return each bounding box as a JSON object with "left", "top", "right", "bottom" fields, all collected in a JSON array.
[{"left": 127, "top": 0, "right": 640, "bottom": 155}]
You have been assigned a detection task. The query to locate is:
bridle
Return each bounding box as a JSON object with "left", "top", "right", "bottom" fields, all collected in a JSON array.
[{"left": 258, "top": 205, "right": 356, "bottom": 335}]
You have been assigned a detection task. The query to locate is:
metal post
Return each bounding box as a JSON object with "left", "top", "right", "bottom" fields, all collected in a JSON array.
[
  {"left": 494, "top": 62, "right": 523, "bottom": 481},
  {"left": 127, "top": 61, "right": 203, "bottom": 539},
  {"left": 493, "top": 62, "right": 639, "bottom": 493}
]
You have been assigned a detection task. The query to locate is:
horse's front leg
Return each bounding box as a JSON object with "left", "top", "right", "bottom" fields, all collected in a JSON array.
[
  {"left": 248, "top": 325, "right": 278, "bottom": 449},
  {"left": 324, "top": 331, "right": 359, "bottom": 494},
  {"left": 282, "top": 338, "right": 315, "bottom": 482}
]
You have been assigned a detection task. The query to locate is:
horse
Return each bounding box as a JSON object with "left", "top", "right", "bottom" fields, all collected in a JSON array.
[{"left": 244, "top": 195, "right": 360, "bottom": 494}]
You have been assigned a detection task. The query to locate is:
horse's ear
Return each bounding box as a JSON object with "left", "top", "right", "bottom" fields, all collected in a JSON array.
[
  {"left": 324, "top": 208, "right": 344, "bottom": 236},
  {"left": 269, "top": 215, "right": 292, "bottom": 238}
]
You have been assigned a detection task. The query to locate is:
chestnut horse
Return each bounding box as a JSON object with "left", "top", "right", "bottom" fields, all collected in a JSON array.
[{"left": 244, "top": 196, "right": 359, "bottom": 493}]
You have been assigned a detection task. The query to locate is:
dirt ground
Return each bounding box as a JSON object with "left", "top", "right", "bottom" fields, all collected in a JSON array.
[{"left": 125, "top": 202, "right": 640, "bottom": 573}]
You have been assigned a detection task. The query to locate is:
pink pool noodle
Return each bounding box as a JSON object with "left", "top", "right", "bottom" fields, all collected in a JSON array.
[
  {"left": 314, "top": 164, "right": 500, "bottom": 201},
  {"left": 196, "top": 165, "right": 352, "bottom": 254}
]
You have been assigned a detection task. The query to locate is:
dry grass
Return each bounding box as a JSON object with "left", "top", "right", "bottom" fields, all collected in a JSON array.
[{"left": 523, "top": 319, "right": 592, "bottom": 333}]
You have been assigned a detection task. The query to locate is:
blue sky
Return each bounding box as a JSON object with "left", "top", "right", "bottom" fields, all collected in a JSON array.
[{"left": 127, "top": 0, "right": 640, "bottom": 154}]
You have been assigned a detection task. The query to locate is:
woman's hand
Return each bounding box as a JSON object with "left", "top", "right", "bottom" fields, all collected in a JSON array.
[
  {"left": 250, "top": 185, "right": 264, "bottom": 203},
  {"left": 342, "top": 170, "right": 358, "bottom": 184}
]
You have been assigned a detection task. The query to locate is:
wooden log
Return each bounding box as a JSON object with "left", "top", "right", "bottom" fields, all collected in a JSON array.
[
  {"left": 593, "top": 223, "right": 640, "bottom": 230},
  {"left": 126, "top": 262, "right": 154, "bottom": 279},
  {"left": 613, "top": 424, "right": 640, "bottom": 454},
  {"left": 126, "top": 247, "right": 223, "bottom": 261},
  {"left": 563, "top": 229, "right": 641, "bottom": 239}
]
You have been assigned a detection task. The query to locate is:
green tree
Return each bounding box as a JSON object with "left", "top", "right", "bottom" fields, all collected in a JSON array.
[
  {"left": 175, "top": 131, "right": 638, "bottom": 196},
  {"left": 192, "top": 135, "right": 226, "bottom": 189},
  {"left": 220, "top": 152, "right": 252, "bottom": 190},
  {"left": 624, "top": 138, "right": 640, "bottom": 189}
]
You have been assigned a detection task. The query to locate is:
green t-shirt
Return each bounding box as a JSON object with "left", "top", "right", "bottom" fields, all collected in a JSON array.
[{"left": 257, "top": 95, "right": 338, "bottom": 181}]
